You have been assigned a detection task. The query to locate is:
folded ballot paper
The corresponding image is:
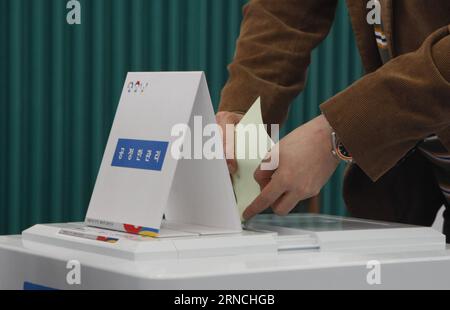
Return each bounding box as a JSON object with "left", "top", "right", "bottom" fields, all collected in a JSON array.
[{"left": 232, "top": 98, "right": 275, "bottom": 220}]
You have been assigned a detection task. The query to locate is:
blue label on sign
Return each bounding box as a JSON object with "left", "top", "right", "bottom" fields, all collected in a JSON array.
[
  {"left": 111, "top": 139, "right": 169, "bottom": 171},
  {"left": 23, "top": 282, "right": 57, "bottom": 290}
]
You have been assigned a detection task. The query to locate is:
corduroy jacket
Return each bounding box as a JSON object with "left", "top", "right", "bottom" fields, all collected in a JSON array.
[{"left": 219, "top": 0, "right": 450, "bottom": 225}]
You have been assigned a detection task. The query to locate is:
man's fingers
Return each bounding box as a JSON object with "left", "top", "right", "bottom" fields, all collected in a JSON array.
[
  {"left": 257, "top": 177, "right": 271, "bottom": 191},
  {"left": 243, "top": 180, "right": 285, "bottom": 221},
  {"left": 216, "top": 112, "right": 243, "bottom": 174},
  {"left": 253, "top": 165, "right": 275, "bottom": 189},
  {"left": 271, "top": 191, "right": 299, "bottom": 216},
  {"left": 227, "top": 159, "right": 237, "bottom": 174}
]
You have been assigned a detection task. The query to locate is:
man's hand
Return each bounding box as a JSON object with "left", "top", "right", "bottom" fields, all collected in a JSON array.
[
  {"left": 243, "top": 114, "right": 339, "bottom": 220},
  {"left": 216, "top": 111, "right": 244, "bottom": 174}
]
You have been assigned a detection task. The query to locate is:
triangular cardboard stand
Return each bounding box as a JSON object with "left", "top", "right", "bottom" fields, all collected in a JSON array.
[
  {"left": 164, "top": 75, "right": 241, "bottom": 232},
  {"left": 86, "top": 72, "right": 242, "bottom": 237}
]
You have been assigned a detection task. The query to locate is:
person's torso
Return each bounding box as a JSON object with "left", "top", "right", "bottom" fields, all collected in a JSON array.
[
  {"left": 346, "top": 0, "right": 450, "bottom": 72},
  {"left": 347, "top": 0, "right": 450, "bottom": 204}
]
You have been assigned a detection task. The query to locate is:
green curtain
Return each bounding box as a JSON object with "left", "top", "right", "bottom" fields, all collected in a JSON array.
[{"left": 0, "top": 0, "right": 363, "bottom": 235}]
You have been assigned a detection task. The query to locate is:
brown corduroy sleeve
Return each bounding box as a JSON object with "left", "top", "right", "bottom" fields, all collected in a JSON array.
[
  {"left": 321, "top": 25, "right": 450, "bottom": 182},
  {"left": 219, "top": 0, "right": 338, "bottom": 125}
]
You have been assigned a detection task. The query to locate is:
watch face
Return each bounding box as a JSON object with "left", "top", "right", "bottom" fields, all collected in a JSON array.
[
  {"left": 338, "top": 143, "right": 351, "bottom": 158},
  {"left": 332, "top": 132, "right": 352, "bottom": 163}
]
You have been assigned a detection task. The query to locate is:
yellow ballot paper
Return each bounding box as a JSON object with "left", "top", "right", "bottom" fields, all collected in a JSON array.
[{"left": 232, "top": 98, "right": 275, "bottom": 221}]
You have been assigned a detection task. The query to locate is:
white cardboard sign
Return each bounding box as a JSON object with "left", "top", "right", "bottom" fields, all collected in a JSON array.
[{"left": 86, "top": 72, "right": 242, "bottom": 237}]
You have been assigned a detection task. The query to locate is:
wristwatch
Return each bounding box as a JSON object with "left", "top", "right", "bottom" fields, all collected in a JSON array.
[{"left": 331, "top": 132, "right": 353, "bottom": 164}]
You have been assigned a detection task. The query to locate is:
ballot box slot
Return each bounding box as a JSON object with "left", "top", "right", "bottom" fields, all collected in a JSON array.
[{"left": 245, "top": 214, "right": 447, "bottom": 253}]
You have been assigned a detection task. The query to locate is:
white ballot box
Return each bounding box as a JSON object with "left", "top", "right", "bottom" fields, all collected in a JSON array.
[
  {"left": 0, "top": 214, "right": 449, "bottom": 290},
  {"left": 1, "top": 72, "right": 449, "bottom": 290}
]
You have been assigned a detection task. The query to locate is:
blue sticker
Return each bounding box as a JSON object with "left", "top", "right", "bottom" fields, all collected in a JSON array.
[
  {"left": 112, "top": 139, "right": 169, "bottom": 171},
  {"left": 23, "top": 282, "right": 57, "bottom": 290}
]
